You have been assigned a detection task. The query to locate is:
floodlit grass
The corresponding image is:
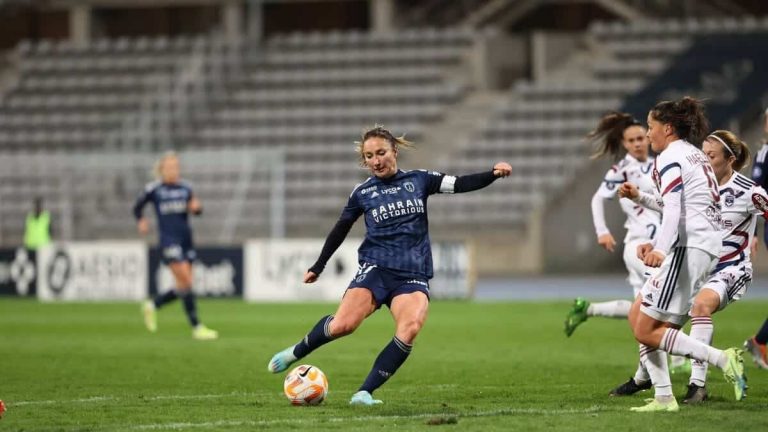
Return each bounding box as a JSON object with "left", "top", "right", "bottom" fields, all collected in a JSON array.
[{"left": 1, "top": 298, "right": 767, "bottom": 431}]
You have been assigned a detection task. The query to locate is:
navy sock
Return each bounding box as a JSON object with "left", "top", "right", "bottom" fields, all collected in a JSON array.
[
  {"left": 756, "top": 318, "right": 768, "bottom": 345},
  {"left": 178, "top": 290, "right": 200, "bottom": 327},
  {"left": 154, "top": 290, "right": 178, "bottom": 309},
  {"left": 359, "top": 336, "right": 412, "bottom": 394},
  {"left": 293, "top": 315, "right": 335, "bottom": 359}
]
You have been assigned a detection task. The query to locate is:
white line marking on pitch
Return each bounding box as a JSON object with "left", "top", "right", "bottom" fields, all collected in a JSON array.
[
  {"left": 7, "top": 384, "right": 461, "bottom": 407},
  {"left": 9, "top": 392, "right": 266, "bottom": 407}
]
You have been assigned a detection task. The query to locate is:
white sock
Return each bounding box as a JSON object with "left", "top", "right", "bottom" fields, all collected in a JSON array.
[
  {"left": 640, "top": 344, "right": 672, "bottom": 397},
  {"left": 587, "top": 300, "right": 631, "bottom": 318},
  {"left": 660, "top": 328, "right": 726, "bottom": 369},
  {"left": 633, "top": 345, "right": 650, "bottom": 383},
  {"left": 633, "top": 360, "right": 650, "bottom": 384},
  {"left": 689, "top": 316, "right": 714, "bottom": 386}
]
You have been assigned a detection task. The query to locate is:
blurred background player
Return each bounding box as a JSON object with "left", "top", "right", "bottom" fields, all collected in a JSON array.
[
  {"left": 133, "top": 152, "right": 218, "bottom": 341},
  {"left": 745, "top": 107, "right": 768, "bottom": 370},
  {"left": 566, "top": 112, "right": 659, "bottom": 337},
  {"left": 24, "top": 196, "right": 51, "bottom": 251},
  {"left": 622, "top": 97, "right": 745, "bottom": 413},
  {"left": 624, "top": 129, "right": 766, "bottom": 404},
  {"left": 267, "top": 126, "right": 512, "bottom": 406}
]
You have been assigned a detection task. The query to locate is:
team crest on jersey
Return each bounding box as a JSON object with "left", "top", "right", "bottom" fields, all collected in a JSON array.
[
  {"left": 725, "top": 194, "right": 735, "bottom": 207},
  {"left": 404, "top": 181, "right": 415, "bottom": 193}
]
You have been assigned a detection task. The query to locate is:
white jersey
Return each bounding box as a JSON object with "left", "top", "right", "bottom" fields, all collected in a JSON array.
[
  {"left": 593, "top": 154, "right": 661, "bottom": 243},
  {"left": 652, "top": 140, "right": 722, "bottom": 255},
  {"left": 715, "top": 171, "right": 768, "bottom": 272}
]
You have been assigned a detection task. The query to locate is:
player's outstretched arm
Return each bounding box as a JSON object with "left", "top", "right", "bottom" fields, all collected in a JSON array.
[{"left": 452, "top": 161, "right": 512, "bottom": 194}]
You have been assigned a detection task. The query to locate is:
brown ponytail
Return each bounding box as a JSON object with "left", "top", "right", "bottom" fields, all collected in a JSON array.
[{"left": 588, "top": 111, "right": 642, "bottom": 160}]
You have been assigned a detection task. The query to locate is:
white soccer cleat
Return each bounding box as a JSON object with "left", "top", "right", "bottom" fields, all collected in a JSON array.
[
  {"left": 192, "top": 324, "right": 218, "bottom": 340},
  {"left": 142, "top": 301, "right": 157, "bottom": 333}
]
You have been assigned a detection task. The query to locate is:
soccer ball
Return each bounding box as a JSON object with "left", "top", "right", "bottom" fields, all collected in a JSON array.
[{"left": 283, "top": 364, "right": 328, "bottom": 406}]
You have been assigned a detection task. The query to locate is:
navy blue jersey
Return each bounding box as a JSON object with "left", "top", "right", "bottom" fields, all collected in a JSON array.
[
  {"left": 752, "top": 143, "right": 768, "bottom": 190},
  {"left": 133, "top": 181, "right": 194, "bottom": 244},
  {"left": 340, "top": 169, "right": 453, "bottom": 279}
]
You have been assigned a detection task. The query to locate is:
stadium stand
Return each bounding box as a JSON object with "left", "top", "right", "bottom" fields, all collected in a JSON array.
[{"left": 0, "top": 15, "right": 767, "bottom": 245}]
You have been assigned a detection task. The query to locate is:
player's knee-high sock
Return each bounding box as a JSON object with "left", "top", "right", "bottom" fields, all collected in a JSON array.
[
  {"left": 633, "top": 347, "right": 650, "bottom": 384},
  {"left": 359, "top": 336, "right": 412, "bottom": 394},
  {"left": 154, "top": 290, "right": 178, "bottom": 308},
  {"left": 293, "top": 315, "right": 335, "bottom": 359},
  {"left": 178, "top": 290, "right": 200, "bottom": 327},
  {"left": 756, "top": 318, "right": 768, "bottom": 344},
  {"left": 659, "top": 328, "right": 727, "bottom": 369},
  {"left": 640, "top": 344, "right": 672, "bottom": 397},
  {"left": 587, "top": 300, "right": 631, "bottom": 318},
  {"left": 689, "top": 317, "right": 714, "bottom": 386}
]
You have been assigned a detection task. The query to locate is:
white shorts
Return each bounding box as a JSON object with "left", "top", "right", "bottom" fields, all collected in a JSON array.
[
  {"left": 639, "top": 247, "right": 718, "bottom": 326},
  {"left": 623, "top": 238, "right": 649, "bottom": 297},
  {"left": 700, "top": 264, "right": 751, "bottom": 312}
]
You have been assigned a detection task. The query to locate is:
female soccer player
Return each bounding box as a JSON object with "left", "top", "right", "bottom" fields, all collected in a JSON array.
[
  {"left": 565, "top": 112, "right": 660, "bottom": 338},
  {"left": 619, "top": 97, "right": 746, "bottom": 412},
  {"left": 624, "top": 129, "right": 768, "bottom": 404},
  {"left": 133, "top": 152, "right": 218, "bottom": 341},
  {"left": 745, "top": 107, "right": 768, "bottom": 370},
  {"left": 267, "top": 126, "right": 512, "bottom": 406}
]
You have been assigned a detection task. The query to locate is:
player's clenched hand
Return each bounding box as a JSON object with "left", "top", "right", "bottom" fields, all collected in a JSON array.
[
  {"left": 137, "top": 218, "right": 149, "bottom": 235},
  {"left": 493, "top": 162, "right": 512, "bottom": 177},
  {"left": 188, "top": 197, "right": 202, "bottom": 215},
  {"left": 597, "top": 233, "right": 616, "bottom": 252},
  {"left": 643, "top": 250, "right": 665, "bottom": 267},
  {"left": 636, "top": 242, "right": 653, "bottom": 260},
  {"left": 303, "top": 271, "right": 319, "bottom": 284},
  {"left": 618, "top": 182, "right": 639, "bottom": 200}
]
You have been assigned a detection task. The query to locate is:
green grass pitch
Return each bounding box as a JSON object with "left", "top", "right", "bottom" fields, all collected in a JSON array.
[{"left": 1, "top": 298, "right": 767, "bottom": 431}]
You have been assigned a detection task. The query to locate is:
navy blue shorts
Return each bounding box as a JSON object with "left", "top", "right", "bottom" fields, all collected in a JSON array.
[
  {"left": 160, "top": 238, "right": 196, "bottom": 264},
  {"left": 346, "top": 262, "right": 430, "bottom": 309}
]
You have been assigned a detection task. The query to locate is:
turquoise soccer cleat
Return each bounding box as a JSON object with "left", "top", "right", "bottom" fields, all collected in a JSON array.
[
  {"left": 349, "top": 391, "right": 383, "bottom": 406},
  {"left": 267, "top": 346, "right": 298, "bottom": 373}
]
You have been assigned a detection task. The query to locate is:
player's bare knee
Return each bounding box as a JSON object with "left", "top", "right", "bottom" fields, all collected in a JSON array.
[
  {"left": 689, "top": 300, "right": 713, "bottom": 317},
  {"left": 329, "top": 317, "right": 361, "bottom": 337},
  {"left": 397, "top": 319, "right": 424, "bottom": 343},
  {"left": 631, "top": 326, "right": 656, "bottom": 347}
]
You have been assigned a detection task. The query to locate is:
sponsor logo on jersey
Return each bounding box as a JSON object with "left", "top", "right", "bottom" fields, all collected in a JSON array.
[
  {"left": 159, "top": 188, "right": 188, "bottom": 199},
  {"left": 752, "top": 193, "right": 768, "bottom": 214},
  {"left": 371, "top": 199, "right": 425, "bottom": 223},
  {"left": 381, "top": 187, "right": 400, "bottom": 195},
  {"left": 360, "top": 186, "right": 377, "bottom": 195}
]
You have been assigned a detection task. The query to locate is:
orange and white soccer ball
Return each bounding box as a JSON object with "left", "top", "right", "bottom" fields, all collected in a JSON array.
[{"left": 283, "top": 364, "right": 328, "bottom": 406}]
